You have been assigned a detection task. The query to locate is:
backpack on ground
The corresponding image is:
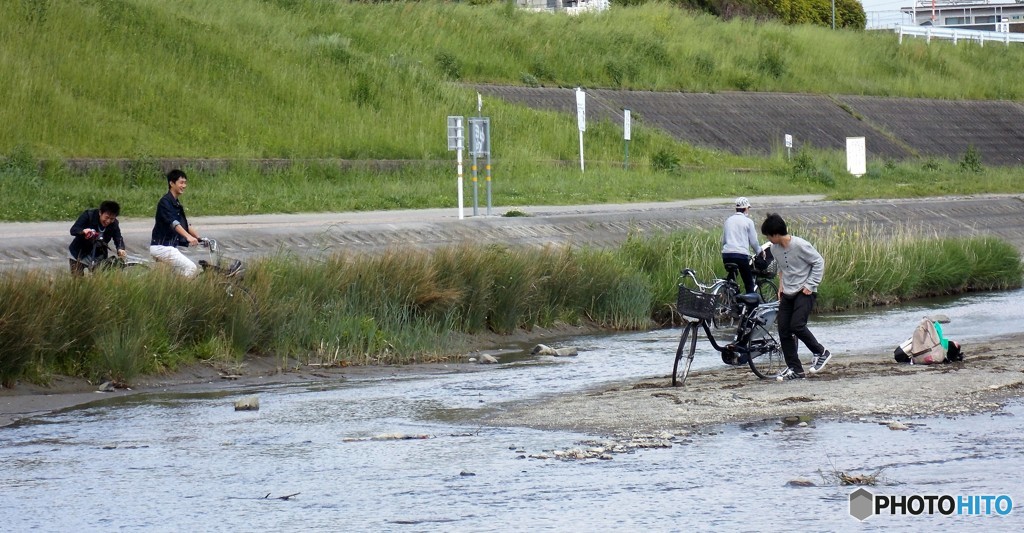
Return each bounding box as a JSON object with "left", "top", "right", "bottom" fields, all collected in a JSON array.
[{"left": 893, "top": 315, "right": 963, "bottom": 365}]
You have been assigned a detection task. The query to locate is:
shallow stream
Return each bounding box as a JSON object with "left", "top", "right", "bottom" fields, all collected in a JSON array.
[{"left": 1, "top": 290, "right": 1022, "bottom": 531}]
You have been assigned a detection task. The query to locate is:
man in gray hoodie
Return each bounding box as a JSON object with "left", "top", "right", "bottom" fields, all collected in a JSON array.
[
  {"left": 721, "top": 197, "right": 760, "bottom": 295},
  {"left": 761, "top": 213, "right": 831, "bottom": 381}
]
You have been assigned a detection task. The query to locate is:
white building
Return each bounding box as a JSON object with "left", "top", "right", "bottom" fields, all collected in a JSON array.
[
  {"left": 517, "top": 0, "right": 610, "bottom": 14},
  {"left": 902, "top": 1, "right": 1024, "bottom": 31}
]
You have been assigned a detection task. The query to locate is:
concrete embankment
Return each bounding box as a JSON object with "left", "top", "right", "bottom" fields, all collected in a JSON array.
[{"left": 2, "top": 194, "right": 1024, "bottom": 272}]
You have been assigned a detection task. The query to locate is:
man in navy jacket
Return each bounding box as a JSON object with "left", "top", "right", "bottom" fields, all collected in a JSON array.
[
  {"left": 68, "top": 200, "right": 126, "bottom": 275},
  {"left": 150, "top": 169, "right": 204, "bottom": 277}
]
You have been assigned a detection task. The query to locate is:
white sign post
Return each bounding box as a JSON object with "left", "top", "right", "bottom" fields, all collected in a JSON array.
[
  {"left": 623, "top": 109, "right": 631, "bottom": 169},
  {"left": 785, "top": 133, "right": 793, "bottom": 160},
  {"left": 846, "top": 136, "right": 866, "bottom": 177},
  {"left": 576, "top": 88, "right": 586, "bottom": 173},
  {"left": 447, "top": 115, "right": 465, "bottom": 219}
]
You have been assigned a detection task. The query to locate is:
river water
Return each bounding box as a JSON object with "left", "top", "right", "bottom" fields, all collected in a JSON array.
[{"left": 1, "top": 290, "right": 1022, "bottom": 531}]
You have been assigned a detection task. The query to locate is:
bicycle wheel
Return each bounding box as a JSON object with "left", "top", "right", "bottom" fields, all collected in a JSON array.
[
  {"left": 757, "top": 278, "right": 778, "bottom": 304},
  {"left": 219, "top": 279, "right": 255, "bottom": 306},
  {"left": 672, "top": 322, "right": 700, "bottom": 386},
  {"left": 711, "top": 283, "right": 737, "bottom": 330},
  {"left": 747, "top": 326, "right": 784, "bottom": 379}
]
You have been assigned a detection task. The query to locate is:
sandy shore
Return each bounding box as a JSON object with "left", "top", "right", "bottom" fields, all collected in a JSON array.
[
  {"left": 480, "top": 333, "right": 1024, "bottom": 436},
  {"left": 3, "top": 330, "right": 1022, "bottom": 433}
]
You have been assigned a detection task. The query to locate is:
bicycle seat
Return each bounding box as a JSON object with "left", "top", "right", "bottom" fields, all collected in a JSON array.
[
  {"left": 737, "top": 293, "right": 761, "bottom": 307},
  {"left": 724, "top": 263, "right": 739, "bottom": 274}
]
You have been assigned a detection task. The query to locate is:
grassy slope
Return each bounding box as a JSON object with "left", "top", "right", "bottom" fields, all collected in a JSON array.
[
  {"left": 3, "top": 1, "right": 1024, "bottom": 222},
  {"left": 4, "top": 1, "right": 1024, "bottom": 161}
]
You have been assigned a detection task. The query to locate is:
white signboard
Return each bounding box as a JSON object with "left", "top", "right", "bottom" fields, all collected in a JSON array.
[
  {"left": 447, "top": 116, "right": 464, "bottom": 151},
  {"left": 785, "top": 134, "right": 793, "bottom": 148},
  {"left": 623, "top": 109, "right": 631, "bottom": 141},
  {"left": 846, "top": 137, "right": 866, "bottom": 177},
  {"left": 576, "top": 88, "right": 586, "bottom": 132}
]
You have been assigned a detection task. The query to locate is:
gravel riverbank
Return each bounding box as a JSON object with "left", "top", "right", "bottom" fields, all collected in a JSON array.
[{"left": 480, "top": 333, "right": 1024, "bottom": 436}]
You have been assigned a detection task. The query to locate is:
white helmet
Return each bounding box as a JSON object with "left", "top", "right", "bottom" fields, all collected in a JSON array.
[{"left": 735, "top": 197, "right": 751, "bottom": 209}]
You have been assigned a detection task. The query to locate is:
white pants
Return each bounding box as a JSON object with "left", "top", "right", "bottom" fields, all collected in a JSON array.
[{"left": 150, "top": 245, "right": 199, "bottom": 278}]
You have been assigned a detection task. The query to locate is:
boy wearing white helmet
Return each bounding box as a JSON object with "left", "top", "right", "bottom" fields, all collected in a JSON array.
[{"left": 721, "top": 197, "right": 760, "bottom": 295}]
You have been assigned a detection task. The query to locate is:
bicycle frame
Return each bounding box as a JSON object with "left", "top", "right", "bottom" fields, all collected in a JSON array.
[
  {"left": 76, "top": 238, "right": 147, "bottom": 273},
  {"left": 681, "top": 298, "right": 776, "bottom": 359},
  {"left": 197, "top": 238, "right": 245, "bottom": 280}
]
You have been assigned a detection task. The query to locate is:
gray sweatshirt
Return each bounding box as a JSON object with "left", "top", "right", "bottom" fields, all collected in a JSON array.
[
  {"left": 771, "top": 235, "right": 825, "bottom": 295},
  {"left": 721, "top": 212, "right": 760, "bottom": 256}
]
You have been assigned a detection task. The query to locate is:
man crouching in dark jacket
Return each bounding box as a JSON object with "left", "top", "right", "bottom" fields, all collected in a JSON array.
[{"left": 69, "top": 200, "right": 126, "bottom": 275}]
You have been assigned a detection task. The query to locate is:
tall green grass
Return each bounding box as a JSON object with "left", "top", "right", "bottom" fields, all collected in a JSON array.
[
  {"left": 1, "top": 228, "right": 1019, "bottom": 387},
  {"left": 4, "top": 2, "right": 1024, "bottom": 222},
  {"left": 5, "top": 1, "right": 1024, "bottom": 161}
]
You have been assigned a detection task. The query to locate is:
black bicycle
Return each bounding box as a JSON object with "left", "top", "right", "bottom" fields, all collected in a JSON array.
[
  {"left": 197, "top": 238, "right": 248, "bottom": 299},
  {"left": 678, "top": 258, "right": 778, "bottom": 330},
  {"left": 671, "top": 269, "right": 784, "bottom": 386},
  {"left": 75, "top": 238, "right": 147, "bottom": 274}
]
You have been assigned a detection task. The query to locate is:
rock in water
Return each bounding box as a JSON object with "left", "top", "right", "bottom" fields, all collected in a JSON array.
[
  {"left": 531, "top": 344, "right": 578, "bottom": 356},
  {"left": 234, "top": 396, "right": 260, "bottom": 411},
  {"left": 531, "top": 344, "right": 555, "bottom": 355}
]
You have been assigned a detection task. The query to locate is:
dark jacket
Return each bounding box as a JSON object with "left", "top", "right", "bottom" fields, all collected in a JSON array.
[
  {"left": 69, "top": 208, "right": 125, "bottom": 261},
  {"left": 150, "top": 191, "right": 190, "bottom": 247}
]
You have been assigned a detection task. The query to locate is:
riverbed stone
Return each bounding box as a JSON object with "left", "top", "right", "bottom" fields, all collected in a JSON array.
[
  {"left": 234, "top": 396, "right": 260, "bottom": 411},
  {"left": 531, "top": 344, "right": 578, "bottom": 356}
]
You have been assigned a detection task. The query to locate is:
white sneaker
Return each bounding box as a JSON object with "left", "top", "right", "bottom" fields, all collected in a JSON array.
[
  {"left": 809, "top": 350, "right": 832, "bottom": 373},
  {"left": 776, "top": 368, "right": 805, "bottom": 381}
]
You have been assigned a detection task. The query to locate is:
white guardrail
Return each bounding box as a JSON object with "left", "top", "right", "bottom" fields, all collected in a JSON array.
[{"left": 894, "top": 24, "right": 1024, "bottom": 46}]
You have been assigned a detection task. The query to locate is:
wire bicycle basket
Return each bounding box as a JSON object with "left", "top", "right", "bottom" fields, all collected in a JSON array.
[
  {"left": 753, "top": 257, "right": 778, "bottom": 278},
  {"left": 677, "top": 285, "right": 716, "bottom": 322}
]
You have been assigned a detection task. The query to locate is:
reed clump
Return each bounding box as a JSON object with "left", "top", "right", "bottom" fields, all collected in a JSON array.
[{"left": 0, "top": 229, "right": 1019, "bottom": 387}]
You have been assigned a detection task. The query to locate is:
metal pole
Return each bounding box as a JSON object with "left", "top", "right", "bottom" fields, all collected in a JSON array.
[
  {"left": 474, "top": 96, "right": 483, "bottom": 216},
  {"left": 832, "top": 0, "right": 836, "bottom": 29},
  {"left": 485, "top": 152, "right": 492, "bottom": 216},
  {"left": 471, "top": 154, "right": 478, "bottom": 216},
  {"left": 457, "top": 145, "right": 464, "bottom": 220}
]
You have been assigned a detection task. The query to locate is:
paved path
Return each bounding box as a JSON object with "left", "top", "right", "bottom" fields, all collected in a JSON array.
[{"left": 2, "top": 194, "right": 1023, "bottom": 271}]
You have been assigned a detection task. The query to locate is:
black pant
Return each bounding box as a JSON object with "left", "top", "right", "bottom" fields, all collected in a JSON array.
[
  {"left": 722, "top": 253, "right": 755, "bottom": 294},
  {"left": 777, "top": 292, "right": 824, "bottom": 373}
]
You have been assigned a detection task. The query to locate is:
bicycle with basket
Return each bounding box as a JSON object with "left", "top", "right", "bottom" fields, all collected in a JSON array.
[
  {"left": 671, "top": 267, "right": 785, "bottom": 386},
  {"left": 703, "top": 250, "right": 779, "bottom": 330}
]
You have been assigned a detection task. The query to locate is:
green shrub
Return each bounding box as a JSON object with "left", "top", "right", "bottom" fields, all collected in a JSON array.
[
  {"left": 435, "top": 51, "right": 462, "bottom": 80},
  {"left": 959, "top": 145, "right": 983, "bottom": 173},
  {"left": 652, "top": 149, "right": 680, "bottom": 173}
]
